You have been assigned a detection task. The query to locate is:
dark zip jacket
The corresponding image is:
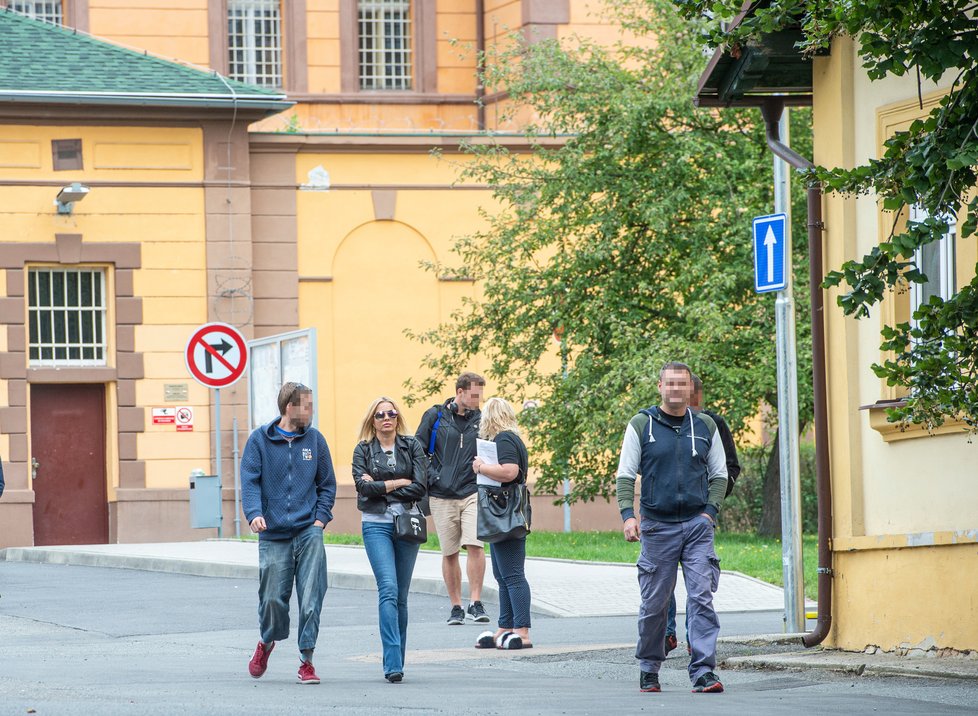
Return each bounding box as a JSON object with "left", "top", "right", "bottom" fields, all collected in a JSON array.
[
  {"left": 352, "top": 434, "right": 429, "bottom": 515},
  {"left": 415, "top": 398, "right": 480, "bottom": 499},
  {"left": 616, "top": 407, "right": 728, "bottom": 523},
  {"left": 241, "top": 418, "right": 337, "bottom": 540}
]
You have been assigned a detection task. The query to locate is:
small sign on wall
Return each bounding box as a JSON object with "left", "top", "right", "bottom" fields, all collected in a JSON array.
[
  {"left": 152, "top": 408, "right": 176, "bottom": 425},
  {"left": 175, "top": 406, "right": 194, "bottom": 432},
  {"left": 164, "top": 383, "right": 189, "bottom": 402}
]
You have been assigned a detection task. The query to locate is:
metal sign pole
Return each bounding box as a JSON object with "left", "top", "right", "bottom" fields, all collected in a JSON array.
[
  {"left": 215, "top": 388, "right": 223, "bottom": 539},
  {"left": 773, "top": 110, "right": 805, "bottom": 631},
  {"left": 233, "top": 415, "right": 241, "bottom": 539}
]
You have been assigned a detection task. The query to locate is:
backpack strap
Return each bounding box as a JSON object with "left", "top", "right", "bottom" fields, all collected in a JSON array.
[{"left": 428, "top": 409, "right": 443, "bottom": 454}]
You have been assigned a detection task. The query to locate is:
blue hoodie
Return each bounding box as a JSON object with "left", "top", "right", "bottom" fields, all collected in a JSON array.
[{"left": 241, "top": 418, "right": 337, "bottom": 540}]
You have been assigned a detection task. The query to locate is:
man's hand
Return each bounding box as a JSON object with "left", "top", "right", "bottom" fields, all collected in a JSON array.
[
  {"left": 623, "top": 517, "right": 640, "bottom": 542},
  {"left": 313, "top": 520, "right": 325, "bottom": 529},
  {"left": 361, "top": 472, "right": 374, "bottom": 482},
  {"left": 250, "top": 516, "right": 267, "bottom": 533},
  {"left": 700, "top": 512, "right": 715, "bottom": 527}
]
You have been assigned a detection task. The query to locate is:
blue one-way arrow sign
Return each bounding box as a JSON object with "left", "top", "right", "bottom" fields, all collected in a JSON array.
[{"left": 753, "top": 213, "right": 787, "bottom": 293}]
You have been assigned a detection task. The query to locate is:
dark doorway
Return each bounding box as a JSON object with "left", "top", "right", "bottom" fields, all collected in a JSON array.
[{"left": 30, "top": 383, "right": 108, "bottom": 545}]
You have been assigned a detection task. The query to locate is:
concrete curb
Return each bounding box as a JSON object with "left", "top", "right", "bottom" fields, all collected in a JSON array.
[{"left": 723, "top": 650, "right": 978, "bottom": 681}]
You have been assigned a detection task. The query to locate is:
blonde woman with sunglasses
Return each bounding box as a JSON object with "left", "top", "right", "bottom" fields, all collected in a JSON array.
[{"left": 352, "top": 397, "right": 428, "bottom": 683}]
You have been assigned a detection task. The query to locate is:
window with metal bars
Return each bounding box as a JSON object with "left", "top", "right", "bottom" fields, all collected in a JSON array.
[
  {"left": 358, "top": 0, "right": 412, "bottom": 90},
  {"left": 9, "top": 0, "right": 63, "bottom": 25},
  {"left": 227, "top": 0, "right": 282, "bottom": 88},
  {"left": 28, "top": 269, "right": 107, "bottom": 366}
]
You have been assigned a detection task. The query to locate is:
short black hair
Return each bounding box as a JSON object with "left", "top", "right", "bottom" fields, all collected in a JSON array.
[
  {"left": 456, "top": 371, "right": 486, "bottom": 391},
  {"left": 691, "top": 373, "right": 703, "bottom": 392}
]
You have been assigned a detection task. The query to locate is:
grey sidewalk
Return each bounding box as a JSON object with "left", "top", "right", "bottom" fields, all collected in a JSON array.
[{"left": 0, "top": 539, "right": 791, "bottom": 618}]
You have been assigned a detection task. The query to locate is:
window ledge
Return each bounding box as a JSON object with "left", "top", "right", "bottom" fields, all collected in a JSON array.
[{"left": 861, "top": 399, "right": 969, "bottom": 442}]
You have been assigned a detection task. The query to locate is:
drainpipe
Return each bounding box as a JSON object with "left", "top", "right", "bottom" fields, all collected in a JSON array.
[
  {"left": 475, "top": 0, "right": 487, "bottom": 131},
  {"left": 759, "top": 98, "right": 833, "bottom": 647}
]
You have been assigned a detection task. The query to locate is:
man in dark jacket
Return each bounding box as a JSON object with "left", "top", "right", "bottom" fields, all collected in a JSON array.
[
  {"left": 241, "top": 382, "right": 337, "bottom": 685},
  {"left": 616, "top": 362, "right": 728, "bottom": 695},
  {"left": 415, "top": 371, "right": 490, "bottom": 625},
  {"left": 664, "top": 373, "right": 742, "bottom": 653}
]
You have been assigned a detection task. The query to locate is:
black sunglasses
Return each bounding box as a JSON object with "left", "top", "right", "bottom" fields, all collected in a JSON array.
[{"left": 374, "top": 410, "right": 399, "bottom": 420}]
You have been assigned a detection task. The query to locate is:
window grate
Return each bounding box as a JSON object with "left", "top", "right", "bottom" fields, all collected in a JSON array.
[
  {"left": 358, "top": 0, "right": 412, "bottom": 91},
  {"left": 9, "top": 1, "right": 63, "bottom": 25},
  {"left": 28, "top": 269, "right": 107, "bottom": 366},
  {"left": 228, "top": 0, "right": 282, "bottom": 88}
]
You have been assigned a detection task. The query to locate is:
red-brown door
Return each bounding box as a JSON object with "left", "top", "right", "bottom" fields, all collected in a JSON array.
[{"left": 30, "top": 384, "right": 108, "bottom": 545}]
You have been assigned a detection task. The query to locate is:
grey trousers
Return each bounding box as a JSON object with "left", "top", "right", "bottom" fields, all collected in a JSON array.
[{"left": 635, "top": 516, "right": 721, "bottom": 682}]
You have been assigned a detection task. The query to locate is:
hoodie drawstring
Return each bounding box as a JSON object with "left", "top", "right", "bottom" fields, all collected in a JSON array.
[{"left": 687, "top": 408, "right": 697, "bottom": 457}]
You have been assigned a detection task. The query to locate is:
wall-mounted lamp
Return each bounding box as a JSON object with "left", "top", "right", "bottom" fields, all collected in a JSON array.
[{"left": 55, "top": 182, "right": 90, "bottom": 214}]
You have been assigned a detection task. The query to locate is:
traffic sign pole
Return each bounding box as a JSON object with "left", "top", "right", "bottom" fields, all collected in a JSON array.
[
  {"left": 186, "top": 323, "right": 249, "bottom": 542},
  {"left": 772, "top": 111, "right": 805, "bottom": 633}
]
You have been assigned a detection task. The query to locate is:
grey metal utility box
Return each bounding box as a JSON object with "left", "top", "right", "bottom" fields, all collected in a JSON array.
[{"left": 190, "top": 473, "right": 222, "bottom": 529}]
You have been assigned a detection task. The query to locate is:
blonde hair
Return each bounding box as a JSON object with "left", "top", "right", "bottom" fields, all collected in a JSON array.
[
  {"left": 356, "top": 396, "right": 408, "bottom": 443},
  {"left": 479, "top": 397, "right": 520, "bottom": 440}
]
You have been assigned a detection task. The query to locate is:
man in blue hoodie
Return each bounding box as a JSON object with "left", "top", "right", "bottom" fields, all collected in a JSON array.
[
  {"left": 241, "top": 382, "right": 337, "bottom": 685},
  {"left": 616, "top": 362, "right": 728, "bottom": 695}
]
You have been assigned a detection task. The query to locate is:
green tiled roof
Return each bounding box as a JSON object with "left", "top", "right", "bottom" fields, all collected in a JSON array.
[{"left": 0, "top": 9, "right": 290, "bottom": 111}]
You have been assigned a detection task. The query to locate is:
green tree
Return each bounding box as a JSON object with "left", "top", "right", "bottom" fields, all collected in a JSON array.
[
  {"left": 674, "top": 0, "right": 978, "bottom": 431},
  {"left": 407, "top": 0, "right": 813, "bottom": 504}
]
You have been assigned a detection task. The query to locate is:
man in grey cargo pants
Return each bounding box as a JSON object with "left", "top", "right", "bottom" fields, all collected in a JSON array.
[{"left": 615, "top": 362, "right": 728, "bottom": 694}]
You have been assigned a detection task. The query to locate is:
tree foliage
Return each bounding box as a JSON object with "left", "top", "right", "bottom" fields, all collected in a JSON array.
[
  {"left": 674, "top": 0, "right": 978, "bottom": 431},
  {"left": 407, "top": 0, "right": 813, "bottom": 502}
]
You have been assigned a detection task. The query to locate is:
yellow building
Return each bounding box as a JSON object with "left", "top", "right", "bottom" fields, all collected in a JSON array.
[
  {"left": 696, "top": 18, "right": 978, "bottom": 651},
  {"left": 0, "top": 2, "right": 626, "bottom": 546}
]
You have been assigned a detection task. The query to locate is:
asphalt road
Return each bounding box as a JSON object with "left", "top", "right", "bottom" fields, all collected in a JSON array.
[{"left": 0, "top": 562, "right": 975, "bottom": 715}]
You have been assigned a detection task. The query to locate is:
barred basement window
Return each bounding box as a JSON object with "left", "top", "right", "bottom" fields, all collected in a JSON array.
[
  {"left": 28, "top": 269, "right": 107, "bottom": 366},
  {"left": 228, "top": 0, "right": 282, "bottom": 88},
  {"left": 9, "top": 0, "right": 63, "bottom": 25},
  {"left": 358, "top": 0, "right": 412, "bottom": 90}
]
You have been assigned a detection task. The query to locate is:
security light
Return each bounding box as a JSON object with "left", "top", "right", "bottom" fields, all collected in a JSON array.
[{"left": 55, "top": 182, "right": 90, "bottom": 214}]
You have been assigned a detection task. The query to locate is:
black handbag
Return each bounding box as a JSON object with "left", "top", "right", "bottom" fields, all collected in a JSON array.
[
  {"left": 394, "top": 507, "right": 427, "bottom": 544},
  {"left": 477, "top": 482, "right": 531, "bottom": 543}
]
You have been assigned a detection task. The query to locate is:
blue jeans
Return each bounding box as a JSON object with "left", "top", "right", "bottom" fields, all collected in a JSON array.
[
  {"left": 258, "top": 524, "right": 328, "bottom": 655},
  {"left": 362, "top": 521, "right": 421, "bottom": 675},
  {"left": 490, "top": 537, "right": 531, "bottom": 629},
  {"left": 635, "top": 517, "right": 721, "bottom": 683},
  {"left": 666, "top": 592, "right": 690, "bottom": 638}
]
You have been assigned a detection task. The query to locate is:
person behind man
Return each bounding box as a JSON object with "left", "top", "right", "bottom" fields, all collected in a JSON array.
[
  {"left": 415, "top": 372, "right": 490, "bottom": 625},
  {"left": 664, "top": 372, "right": 743, "bottom": 654},
  {"left": 241, "top": 382, "right": 337, "bottom": 684},
  {"left": 616, "top": 362, "right": 728, "bottom": 694},
  {"left": 0, "top": 457, "right": 4, "bottom": 498}
]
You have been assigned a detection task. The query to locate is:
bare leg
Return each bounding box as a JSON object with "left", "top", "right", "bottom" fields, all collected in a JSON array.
[
  {"left": 442, "top": 552, "right": 462, "bottom": 606},
  {"left": 465, "top": 546, "right": 486, "bottom": 602}
]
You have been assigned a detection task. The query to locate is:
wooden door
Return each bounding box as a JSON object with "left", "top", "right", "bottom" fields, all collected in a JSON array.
[{"left": 30, "top": 384, "right": 108, "bottom": 545}]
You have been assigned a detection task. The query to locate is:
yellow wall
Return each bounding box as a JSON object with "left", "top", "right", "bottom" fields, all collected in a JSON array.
[
  {"left": 812, "top": 37, "right": 978, "bottom": 651},
  {"left": 294, "top": 150, "right": 495, "bottom": 479},
  {"left": 88, "top": 0, "right": 210, "bottom": 67},
  {"left": 0, "top": 123, "right": 212, "bottom": 493}
]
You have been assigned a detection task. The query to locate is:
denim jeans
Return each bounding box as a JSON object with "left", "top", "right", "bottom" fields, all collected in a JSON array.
[
  {"left": 362, "top": 521, "right": 421, "bottom": 675},
  {"left": 635, "top": 517, "right": 721, "bottom": 683},
  {"left": 490, "top": 537, "right": 531, "bottom": 629},
  {"left": 258, "top": 524, "right": 328, "bottom": 655}
]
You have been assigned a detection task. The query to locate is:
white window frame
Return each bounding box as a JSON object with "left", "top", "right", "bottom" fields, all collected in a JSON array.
[
  {"left": 358, "top": 0, "right": 413, "bottom": 91},
  {"left": 9, "top": 0, "right": 63, "bottom": 25},
  {"left": 227, "top": 0, "right": 282, "bottom": 88},
  {"left": 28, "top": 268, "right": 108, "bottom": 367},
  {"left": 908, "top": 205, "right": 956, "bottom": 332}
]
